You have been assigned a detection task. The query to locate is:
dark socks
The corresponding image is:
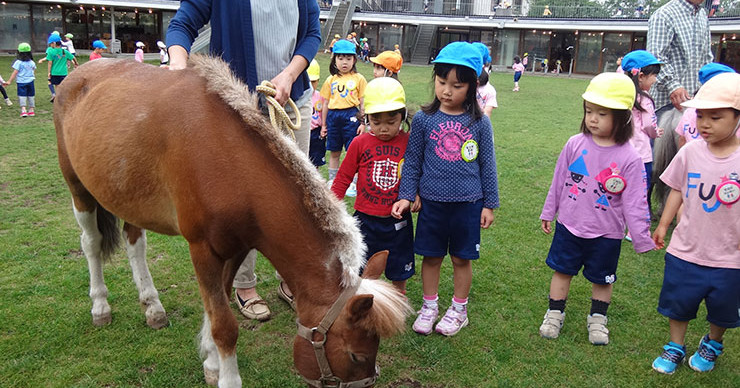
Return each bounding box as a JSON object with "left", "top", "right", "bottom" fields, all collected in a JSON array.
[
  {"left": 590, "top": 299, "right": 610, "bottom": 316},
  {"left": 548, "top": 298, "right": 566, "bottom": 312}
]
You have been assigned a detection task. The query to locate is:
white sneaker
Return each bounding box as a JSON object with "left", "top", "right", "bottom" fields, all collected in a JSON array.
[
  {"left": 539, "top": 309, "right": 565, "bottom": 339},
  {"left": 412, "top": 305, "right": 438, "bottom": 335},
  {"left": 326, "top": 179, "right": 334, "bottom": 189},
  {"left": 5, "top": 98, "right": 12, "bottom": 106},
  {"left": 587, "top": 314, "right": 609, "bottom": 345},
  {"left": 345, "top": 182, "right": 357, "bottom": 197}
]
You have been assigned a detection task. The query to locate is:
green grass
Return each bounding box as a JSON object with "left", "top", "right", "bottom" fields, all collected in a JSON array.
[{"left": 1, "top": 53, "right": 738, "bottom": 387}]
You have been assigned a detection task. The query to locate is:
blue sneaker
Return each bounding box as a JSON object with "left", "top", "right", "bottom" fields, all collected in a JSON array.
[
  {"left": 652, "top": 342, "right": 686, "bottom": 375},
  {"left": 345, "top": 182, "right": 357, "bottom": 197},
  {"left": 689, "top": 334, "right": 723, "bottom": 372}
]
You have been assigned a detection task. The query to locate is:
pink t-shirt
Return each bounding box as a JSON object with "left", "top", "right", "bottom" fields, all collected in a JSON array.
[
  {"left": 476, "top": 83, "right": 498, "bottom": 111},
  {"left": 135, "top": 48, "right": 144, "bottom": 63},
  {"left": 660, "top": 140, "right": 740, "bottom": 269},
  {"left": 629, "top": 94, "right": 659, "bottom": 163},
  {"left": 541, "top": 133, "right": 655, "bottom": 253},
  {"left": 310, "top": 90, "right": 323, "bottom": 129},
  {"left": 674, "top": 107, "right": 740, "bottom": 143},
  {"left": 512, "top": 63, "right": 525, "bottom": 73},
  {"left": 89, "top": 52, "right": 102, "bottom": 61}
]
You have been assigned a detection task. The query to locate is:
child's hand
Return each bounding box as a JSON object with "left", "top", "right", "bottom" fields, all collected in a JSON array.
[
  {"left": 391, "top": 199, "right": 411, "bottom": 219},
  {"left": 656, "top": 127, "right": 665, "bottom": 137},
  {"left": 320, "top": 126, "right": 328, "bottom": 138},
  {"left": 356, "top": 123, "right": 365, "bottom": 135},
  {"left": 480, "top": 208, "right": 494, "bottom": 229},
  {"left": 541, "top": 220, "right": 552, "bottom": 234},
  {"left": 410, "top": 194, "right": 422, "bottom": 213},
  {"left": 652, "top": 225, "right": 668, "bottom": 250}
]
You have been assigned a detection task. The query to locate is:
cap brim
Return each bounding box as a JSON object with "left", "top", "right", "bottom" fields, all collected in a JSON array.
[
  {"left": 431, "top": 58, "right": 481, "bottom": 76},
  {"left": 582, "top": 92, "right": 631, "bottom": 110},
  {"left": 365, "top": 102, "right": 406, "bottom": 115},
  {"left": 681, "top": 99, "right": 734, "bottom": 110}
]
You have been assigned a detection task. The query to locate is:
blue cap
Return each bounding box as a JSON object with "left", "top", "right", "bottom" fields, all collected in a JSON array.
[
  {"left": 432, "top": 41, "right": 483, "bottom": 76},
  {"left": 472, "top": 42, "right": 492, "bottom": 65},
  {"left": 621, "top": 50, "right": 663, "bottom": 72},
  {"left": 332, "top": 40, "right": 356, "bottom": 55},
  {"left": 92, "top": 40, "right": 107, "bottom": 49},
  {"left": 47, "top": 34, "right": 62, "bottom": 44},
  {"left": 698, "top": 63, "right": 736, "bottom": 84}
]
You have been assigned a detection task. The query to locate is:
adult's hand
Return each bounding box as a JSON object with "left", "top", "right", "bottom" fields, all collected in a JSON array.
[
  {"left": 669, "top": 87, "right": 690, "bottom": 110},
  {"left": 270, "top": 56, "right": 309, "bottom": 106},
  {"left": 167, "top": 45, "right": 189, "bottom": 70}
]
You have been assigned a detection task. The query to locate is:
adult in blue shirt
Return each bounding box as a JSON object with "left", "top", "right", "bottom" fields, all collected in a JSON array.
[{"left": 167, "top": 0, "right": 321, "bottom": 321}]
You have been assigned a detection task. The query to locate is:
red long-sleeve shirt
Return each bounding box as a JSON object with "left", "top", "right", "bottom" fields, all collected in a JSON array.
[{"left": 331, "top": 132, "right": 409, "bottom": 216}]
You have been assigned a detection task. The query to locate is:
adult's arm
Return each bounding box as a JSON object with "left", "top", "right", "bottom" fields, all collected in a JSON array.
[
  {"left": 166, "top": 0, "right": 212, "bottom": 70},
  {"left": 647, "top": 13, "right": 683, "bottom": 106}
]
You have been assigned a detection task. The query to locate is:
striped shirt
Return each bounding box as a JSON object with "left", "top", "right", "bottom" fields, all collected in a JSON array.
[{"left": 647, "top": 0, "right": 713, "bottom": 110}]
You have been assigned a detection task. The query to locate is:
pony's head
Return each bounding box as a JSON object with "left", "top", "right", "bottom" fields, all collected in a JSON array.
[{"left": 293, "top": 252, "right": 412, "bottom": 387}]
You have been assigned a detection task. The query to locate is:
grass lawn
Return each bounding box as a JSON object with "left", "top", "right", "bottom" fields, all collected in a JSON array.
[{"left": 0, "top": 52, "right": 737, "bottom": 387}]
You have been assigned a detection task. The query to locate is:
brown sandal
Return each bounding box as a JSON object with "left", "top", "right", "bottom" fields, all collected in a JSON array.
[{"left": 235, "top": 291, "right": 271, "bottom": 321}]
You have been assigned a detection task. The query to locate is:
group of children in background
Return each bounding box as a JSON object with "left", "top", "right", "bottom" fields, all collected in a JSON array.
[{"left": 2, "top": 32, "right": 169, "bottom": 117}]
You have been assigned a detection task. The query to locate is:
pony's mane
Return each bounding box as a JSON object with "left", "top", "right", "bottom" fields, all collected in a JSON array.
[
  {"left": 357, "top": 279, "right": 413, "bottom": 337},
  {"left": 189, "top": 55, "right": 365, "bottom": 286}
]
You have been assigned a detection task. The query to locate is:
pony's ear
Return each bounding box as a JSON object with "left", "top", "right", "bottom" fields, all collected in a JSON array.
[
  {"left": 362, "top": 251, "right": 388, "bottom": 279},
  {"left": 347, "top": 294, "right": 374, "bottom": 324}
]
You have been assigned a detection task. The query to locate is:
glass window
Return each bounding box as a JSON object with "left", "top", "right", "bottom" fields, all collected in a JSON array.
[
  {"left": 378, "top": 24, "right": 403, "bottom": 56},
  {"left": 1, "top": 3, "right": 31, "bottom": 52},
  {"left": 575, "top": 32, "right": 601, "bottom": 74},
  {"left": 31, "top": 5, "right": 62, "bottom": 51},
  {"left": 491, "top": 29, "right": 519, "bottom": 67},
  {"left": 602, "top": 32, "right": 631, "bottom": 72},
  {"left": 522, "top": 30, "right": 551, "bottom": 65}
]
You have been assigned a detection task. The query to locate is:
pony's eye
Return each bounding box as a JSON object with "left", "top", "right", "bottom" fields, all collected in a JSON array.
[{"left": 349, "top": 352, "right": 368, "bottom": 364}]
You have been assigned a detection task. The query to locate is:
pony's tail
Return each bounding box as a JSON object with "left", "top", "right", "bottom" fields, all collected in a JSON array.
[
  {"left": 652, "top": 108, "right": 682, "bottom": 216},
  {"left": 96, "top": 204, "right": 121, "bottom": 261}
]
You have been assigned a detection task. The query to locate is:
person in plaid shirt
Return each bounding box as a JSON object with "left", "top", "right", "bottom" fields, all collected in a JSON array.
[{"left": 647, "top": 0, "right": 713, "bottom": 116}]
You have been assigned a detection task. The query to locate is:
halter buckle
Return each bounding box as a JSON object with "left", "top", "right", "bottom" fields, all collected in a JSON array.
[
  {"left": 319, "top": 376, "right": 342, "bottom": 388},
  {"left": 310, "top": 327, "right": 327, "bottom": 348}
]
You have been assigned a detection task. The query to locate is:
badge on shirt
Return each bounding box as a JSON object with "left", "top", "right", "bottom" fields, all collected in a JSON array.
[
  {"left": 461, "top": 140, "right": 478, "bottom": 162},
  {"left": 717, "top": 173, "right": 740, "bottom": 206},
  {"left": 346, "top": 79, "right": 356, "bottom": 91}
]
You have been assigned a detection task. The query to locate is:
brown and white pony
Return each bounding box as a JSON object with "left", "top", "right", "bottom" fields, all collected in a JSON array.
[{"left": 53, "top": 56, "right": 411, "bottom": 387}]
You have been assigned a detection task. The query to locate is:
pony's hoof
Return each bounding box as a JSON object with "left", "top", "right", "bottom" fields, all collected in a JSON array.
[
  {"left": 203, "top": 367, "right": 219, "bottom": 386},
  {"left": 146, "top": 311, "right": 169, "bottom": 329},
  {"left": 92, "top": 313, "right": 112, "bottom": 326}
]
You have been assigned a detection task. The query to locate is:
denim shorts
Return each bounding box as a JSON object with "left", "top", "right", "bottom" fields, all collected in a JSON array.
[
  {"left": 514, "top": 71, "right": 522, "bottom": 82},
  {"left": 356, "top": 211, "right": 414, "bottom": 281},
  {"left": 545, "top": 222, "right": 622, "bottom": 285},
  {"left": 325, "top": 107, "right": 360, "bottom": 151},
  {"left": 17, "top": 82, "right": 35, "bottom": 97},
  {"left": 49, "top": 75, "right": 66, "bottom": 85},
  {"left": 414, "top": 198, "right": 483, "bottom": 260},
  {"left": 309, "top": 126, "right": 326, "bottom": 167},
  {"left": 658, "top": 253, "right": 740, "bottom": 328}
]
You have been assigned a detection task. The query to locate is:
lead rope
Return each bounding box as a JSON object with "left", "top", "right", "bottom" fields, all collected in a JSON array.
[{"left": 255, "top": 80, "right": 301, "bottom": 141}]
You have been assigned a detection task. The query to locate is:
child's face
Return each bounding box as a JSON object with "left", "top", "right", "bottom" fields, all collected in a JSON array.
[
  {"left": 638, "top": 72, "right": 657, "bottom": 91},
  {"left": 310, "top": 79, "right": 319, "bottom": 89},
  {"left": 373, "top": 64, "right": 386, "bottom": 78},
  {"left": 434, "top": 68, "right": 469, "bottom": 114},
  {"left": 369, "top": 111, "right": 402, "bottom": 142},
  {"left": 584, "top": 101, "right": 615, "bottom": 141},
  {"left": 335, "top": 54, "right": 355, "bottom": 74},
  {"left": 696, "top": 108, "right": 740, "bottom": 145}
]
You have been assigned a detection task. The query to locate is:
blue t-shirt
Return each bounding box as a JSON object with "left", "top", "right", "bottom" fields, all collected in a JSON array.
[
  {"left": 398, "top": 110, "right": 500, "bottom": 209},
  {"left": 12, "top": 60, "right": 36, "bottom": 84}
]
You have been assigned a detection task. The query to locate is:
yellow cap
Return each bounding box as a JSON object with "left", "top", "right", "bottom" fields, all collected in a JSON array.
[
  {"left": 582, "top": 72, "right": 635, "bottom": 110},
  {"left": 307, "top": 59, "right": 320, "bottom": 81},
  {"left": 364, "top": 78, "right": 406, "bottom": 115}
]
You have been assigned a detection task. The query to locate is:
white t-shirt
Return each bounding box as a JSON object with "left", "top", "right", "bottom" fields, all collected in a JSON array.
[
  {"left": 62, "top": 40, "right": 75, "bottom": 54},
  {"left": 476, "top": 83, "right": 498, "bottom": 111},
  {"left": 661, "top": 140, "right": 740, "bottom": 269}
]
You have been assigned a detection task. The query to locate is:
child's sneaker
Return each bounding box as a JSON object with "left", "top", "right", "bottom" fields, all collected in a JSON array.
[
  {"left": 539, "top": 309, "right": 565, "bottom": 339},
  {"left": 20, "top": 111, "right": 27, "bottom": 118},
  {"left": 435, "top": 306, "right": 468, "bottom": 336},
  {"left": 412, "top": 305, "right": 438, "bottom": 335},
  {"left": 345, "top": 182, "right": 357, "bottom": 197},
  {"left": 27, "top": 111, "right": 35, "bottom": 117},
  {"left": 689, "top": 334, "right": 723, "bottom": 372},
  {"left": 5, "top": 98, "right": 12, "bottom": 106},
  {"left": 652, "top": 342, "right": 686, "bottom": 374},
  {"left": 587, "top": 314, "right": 609, "bottom": 345}
]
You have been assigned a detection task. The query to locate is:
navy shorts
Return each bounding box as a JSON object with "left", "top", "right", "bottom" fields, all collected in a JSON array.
[
  {"left": 545, "top": 222, "right": 622, "bottom": 285},
  {"left": 514, "top": 71, "right": 522, "bottom": 82},
  {"left": 309, "top": 127, "right": 326, "bottom": 167},
  {"left": 326, "top": 107, "right": 360, "bottom": 152},
  {"left": 414, "top": 199, "right": 483, "bottom": 260},
  {"left": 356, "top": 211, "right": 415, "bottom": 281},
  {"left": 49, "top": 75, "right": 66, "bottom": 85},
  {"left": 17, "top": 82, "right": 35, "bottom": 97},
  {"left": 658, "top": 253, "right": 740, "bottom": 328}
]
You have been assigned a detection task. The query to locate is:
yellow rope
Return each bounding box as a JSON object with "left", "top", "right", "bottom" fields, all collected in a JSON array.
[{"left": 256, "top": 80, "right": 301, "bottom": 141}]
